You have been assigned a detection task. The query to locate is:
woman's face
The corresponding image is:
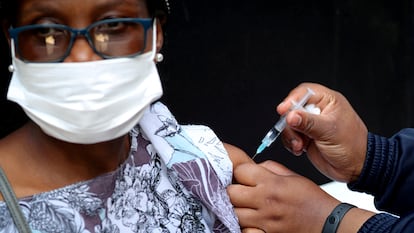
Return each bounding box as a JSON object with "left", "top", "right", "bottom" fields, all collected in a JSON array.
[{"left": 12, "top": 0, "right": 161, "bottom": 62}]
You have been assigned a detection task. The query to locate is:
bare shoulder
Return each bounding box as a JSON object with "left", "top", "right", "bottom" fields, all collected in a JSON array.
[
  {"left": 0, "top": 123, "right": 28, "bottom": 152},
  {"left": 0, "top": 125, "right": 28, "bottom": 171},
  {"left": 222, "top": 143, "right": 254, "bottom": 168},
  {"left": 0, "top": 132, "right": 20, "bottom": 160},
  {"left": 0, "top": 123, "right": 35, "bottom": 173}
]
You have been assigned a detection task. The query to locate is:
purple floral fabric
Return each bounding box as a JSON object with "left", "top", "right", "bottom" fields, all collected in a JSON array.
[{"left": 0, "top": 102, "right": 240, "bottom": 233}]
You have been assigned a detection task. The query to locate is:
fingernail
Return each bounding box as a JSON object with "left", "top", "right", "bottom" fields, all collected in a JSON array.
[
  {"left": 290, "top": 139, "right": 302, "bottom": 156},
  {"left": 291, "top": 113, "right": 302, "bottom": 127},
  {"left": 290, "top": 138, "right": 299, "bottom": 147}
]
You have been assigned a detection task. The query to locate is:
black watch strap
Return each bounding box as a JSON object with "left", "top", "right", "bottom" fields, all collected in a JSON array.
[{"left": 322, "top": 203, "right": 356, "bottom": 233}]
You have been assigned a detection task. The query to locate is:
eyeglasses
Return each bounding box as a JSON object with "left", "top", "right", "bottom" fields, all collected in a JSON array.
[{"left": 9, "top": 18, "right": 153, "bottom": 63}]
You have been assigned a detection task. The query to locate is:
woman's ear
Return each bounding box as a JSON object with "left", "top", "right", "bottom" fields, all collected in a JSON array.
[
  {"left": 155, "top": 19, "right": 164, "bottom": 52},
  {"left": 2, "top": 21, "right": 11, "bottom": 47}
]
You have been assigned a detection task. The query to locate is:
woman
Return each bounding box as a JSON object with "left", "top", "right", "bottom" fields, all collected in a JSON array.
[{"left": 0, "top": 0, "right": 251, "bottom": 232}]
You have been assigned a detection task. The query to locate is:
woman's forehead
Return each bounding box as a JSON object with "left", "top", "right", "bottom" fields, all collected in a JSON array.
[
  {"left": 2, "top": 0, "right": 171, "bottom": 25},
  {"left": 17, "top": 0, "right": 146, "bottom": 5},
  {"left": 17, "top": 0, "right": 148, "bottom": 15},
  {"left": 16, "top": 0, "right": 149, "bottom": 24}
]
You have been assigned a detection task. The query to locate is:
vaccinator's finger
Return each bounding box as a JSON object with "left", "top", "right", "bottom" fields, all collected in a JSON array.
[
  {"left": 277, "top": 83, "right": 328, "bottom": 115},
  {"left": 232, "top": 163, "right": 273, "bottom": 186},
  {"left": 259, "top": 160, "right": 297, "bottom": 176},
  {"left": 285, "top": 108, "right": 333, "bottom": 141},
  {"left": 234, "top": 207, "right": 264, "bottom": 229},
  {"left": 242, "top": 228, "right": 265, "bottom": 233},
  {"left": 281, "top": 127, "right": 306, "bottom": 156},
  {"left": 227, "top": 184, "right": 260, "bottom": 208}
]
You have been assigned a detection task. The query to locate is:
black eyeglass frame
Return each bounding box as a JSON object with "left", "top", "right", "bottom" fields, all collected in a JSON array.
[{"left": 8, "top": 18, "right": 153, "bottom": 63}]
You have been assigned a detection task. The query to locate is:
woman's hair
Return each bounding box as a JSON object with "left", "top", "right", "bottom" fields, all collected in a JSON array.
[
  {"left": 148, "top": 0, "right": 171, "bottom": 23},
  {"left": 0, "top": 0, "right": 170, "bottom": 25},
  {"left": 0, "top": 0, "right": 17, "bottom": 24}
]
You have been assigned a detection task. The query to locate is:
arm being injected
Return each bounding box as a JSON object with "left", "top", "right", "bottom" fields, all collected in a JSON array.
[{"left": 252, "top": 88, "right": 315, "bottom": 160}]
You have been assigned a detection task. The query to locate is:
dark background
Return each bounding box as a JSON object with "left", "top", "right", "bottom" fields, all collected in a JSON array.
[{"left": 1, "top": 0, "right": 413, "bottom": 185}]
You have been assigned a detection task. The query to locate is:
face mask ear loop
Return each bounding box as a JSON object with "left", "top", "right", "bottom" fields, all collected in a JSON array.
[
  {"left": 151, "top": 18, "right": 157, "bottom": 60},
  {"left": 8, "top": 39, "right": 17, "bottom": 73}
]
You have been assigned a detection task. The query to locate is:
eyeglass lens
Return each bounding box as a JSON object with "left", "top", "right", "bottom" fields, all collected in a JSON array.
[{"left": 15, "top": 19, "right": 148, "bottom": 62}]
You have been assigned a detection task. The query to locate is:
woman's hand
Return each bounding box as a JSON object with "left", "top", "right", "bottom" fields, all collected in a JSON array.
[{"left": 278, "top": 83, "right": 368, "bottom": 183}]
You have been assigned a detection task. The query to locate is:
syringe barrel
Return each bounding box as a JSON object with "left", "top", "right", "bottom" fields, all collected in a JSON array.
[
  {"left": 255, "top": 87, "right": 316, "bottom": 156},
  {"left": 274, "top": 115, "right": 287, "bottom": 132},
  {"left": 273, "top": 87, "right": 314, "bottom": 132},
  {"left": 262, "top": 127, "right": 281, "bottom": 146},
  {"left": 297, "top": 88, "right": 315, "bottom": 106}
]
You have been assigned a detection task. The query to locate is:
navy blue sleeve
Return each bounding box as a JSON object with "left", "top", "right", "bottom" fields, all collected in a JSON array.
[
  {"left": 349, "top": 128, "right": 414, "bottom": 215},
  {"left": 358, "top": 212, "right": 414, "bottom": 233},
  {"left": 348, "top": 128, "right": 414, "bottom": 232},
  {"left": 358, "top": 214, "right": 397, "bottom": 233}
]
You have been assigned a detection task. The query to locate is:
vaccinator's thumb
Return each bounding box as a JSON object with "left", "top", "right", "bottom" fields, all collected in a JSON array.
[{"left": 285, "top": 109, "right": 328, "bottom": 140}]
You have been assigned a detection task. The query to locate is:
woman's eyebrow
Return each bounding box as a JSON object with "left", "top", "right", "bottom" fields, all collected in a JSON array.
[
  {"left": 93, "top": 0, "right": 145, "bottom": 14},
  {"left": 17, "top": 2, "right": 65, "bottom": 23}
]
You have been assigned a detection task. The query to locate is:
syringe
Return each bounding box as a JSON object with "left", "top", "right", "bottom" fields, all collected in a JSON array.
[{"left": 252, "top": 88, "right": 315, "bottom": 160}]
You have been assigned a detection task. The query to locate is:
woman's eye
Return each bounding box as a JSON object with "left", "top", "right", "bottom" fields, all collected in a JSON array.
[
  {"left": 97, "top": 22, "right": 125, "bottom": 32},
  {"left": 37, "top": 27, "right": 57, "bottom": 36}
]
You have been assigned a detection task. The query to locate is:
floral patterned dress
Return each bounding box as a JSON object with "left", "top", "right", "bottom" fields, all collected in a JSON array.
[{"left": 0, "top": 102, "right": 240, "bottom": 233}]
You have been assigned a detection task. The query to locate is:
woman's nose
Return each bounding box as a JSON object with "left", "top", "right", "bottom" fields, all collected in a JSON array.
[{"left": 63, "top": 37, "right": 102, "bottom": 62}]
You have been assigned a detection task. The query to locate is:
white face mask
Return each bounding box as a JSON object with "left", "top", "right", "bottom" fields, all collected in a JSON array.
[{"left": 7, "top": 21, "right": 163, "bottom": 144}]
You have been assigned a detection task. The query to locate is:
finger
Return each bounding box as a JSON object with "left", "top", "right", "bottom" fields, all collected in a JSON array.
[
  {"left": 259, "top": 160, "right": 297, "bottom": 176},
  {"left": 281, "top": 127, "right": 306, "bottom": 156},
  {"left": 233, "top": 163, "right": 271, "bottom": 186},
  {"left": 285, "top": 109, "right": 333, "bottom": 141},
  {"left": 242, "top": 228, "right": 265, "bottom": 233},
  {"left": 234, "top": 207, "right": 264, "bottom": 229},
  {"left": 276, "top": 83, "right": 329, "bottom": 115},
  {"left": 227, "top": 184, "right": 259, "bottom": 208}
]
